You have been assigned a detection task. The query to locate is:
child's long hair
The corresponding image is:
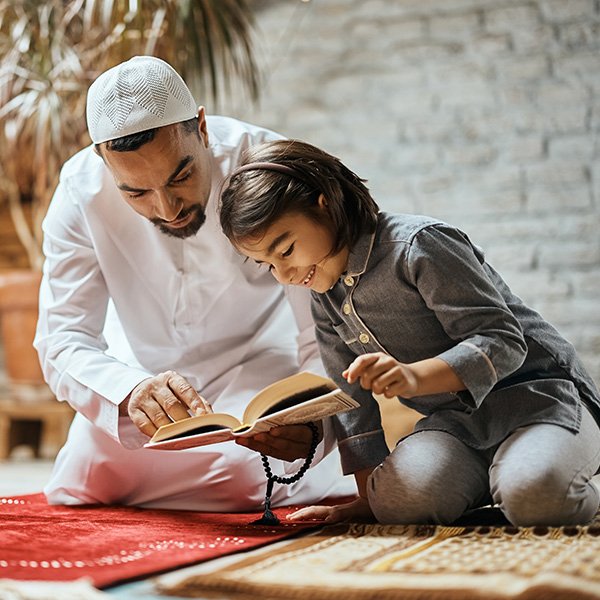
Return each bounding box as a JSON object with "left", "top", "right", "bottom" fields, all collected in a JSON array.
[{"left": 220, "top": 139, "right": 379, "bottom": 255}]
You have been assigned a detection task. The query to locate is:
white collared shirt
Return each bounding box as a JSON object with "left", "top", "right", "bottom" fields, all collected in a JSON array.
[{"left": 35, "top": 116, "right": 324, "bottom": 450}]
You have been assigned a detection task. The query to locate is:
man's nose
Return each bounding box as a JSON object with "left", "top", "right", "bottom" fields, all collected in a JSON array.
[{"left": 155, "top": 189, "right": 182, "bottom": 222}]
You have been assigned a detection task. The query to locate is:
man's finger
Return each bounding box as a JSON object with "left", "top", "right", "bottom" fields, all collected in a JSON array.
[
  {"left": 236, "top": 436, "right": 306, "bottom": 462},
  {"left": 128, "top": 407, "right": 159, "bottom": 437},
  {"left": 236, "top": 437, "right": 289, "bottom": 459},
  {"left": 146, "top": 397, "right": 177, "bottom": 427},
  {"left": 153, "top": 388, "right": 192, "bottom": 422},
  {"left": 270, "top": 424, "right": 320, "bottom": 443},
  {"left": 166, "top": 372, "right": 212, "bottom": 414},
  {"left": 193, "top": 395, "right": 213, "bottom": 415}
]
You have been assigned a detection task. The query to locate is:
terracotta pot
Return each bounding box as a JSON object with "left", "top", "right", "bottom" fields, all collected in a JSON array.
[
  {"left": 0, "top": 270, "right": 73, "bottom": 458},
  {"left": 0, "top": 269, "right": 51, "bottom": 400}
]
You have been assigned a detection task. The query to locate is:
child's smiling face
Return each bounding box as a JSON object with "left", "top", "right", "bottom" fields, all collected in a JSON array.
[{"left": 235, "top": 200, "right": 349, "bottom": 294}]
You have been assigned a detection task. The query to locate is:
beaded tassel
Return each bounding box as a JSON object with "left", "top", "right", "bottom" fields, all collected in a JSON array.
[
  {"left": 251, "top": 422, "right": 319, "bottom": 526},
  {"left": 251, "top": 478, "right": 279, "bottom": 525}
]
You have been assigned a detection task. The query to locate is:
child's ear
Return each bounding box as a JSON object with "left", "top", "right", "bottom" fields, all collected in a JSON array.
[{"left": 317, "top": 194, "right": 328, "bottom": 210}]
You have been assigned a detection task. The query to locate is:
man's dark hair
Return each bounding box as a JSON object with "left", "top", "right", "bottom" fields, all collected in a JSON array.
[{"left": 95, "top": 117, "right": 199, "bottom": 153}]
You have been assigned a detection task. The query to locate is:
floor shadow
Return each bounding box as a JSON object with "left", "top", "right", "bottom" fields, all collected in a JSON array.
[{"left": 453, "top": 506, "right": 510, "bottom": 527}]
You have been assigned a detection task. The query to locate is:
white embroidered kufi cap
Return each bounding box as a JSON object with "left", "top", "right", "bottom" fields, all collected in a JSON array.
[{"left": 86, "top": 56, "right": 197, "bottom": 144}]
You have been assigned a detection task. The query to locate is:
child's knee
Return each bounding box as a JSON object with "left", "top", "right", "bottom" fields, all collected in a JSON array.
[
  {"left": 493, "top": 466, "right": 599, "bottom": 526},
  {"left": 367, "top": 459, "right": 463, "bottom": 524}
]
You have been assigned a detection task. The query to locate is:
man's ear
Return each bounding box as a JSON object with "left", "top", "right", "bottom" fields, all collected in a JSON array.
[
  {"left": 196, "top": 106, "right": 209, "bottom": 147},
  {"left": 93, "top": 144, "right": 105, "bottom": 161}
]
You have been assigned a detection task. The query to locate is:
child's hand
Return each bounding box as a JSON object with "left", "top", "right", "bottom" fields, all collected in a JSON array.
[
  {"left": 343, "top": 352, "right": 419, "bottom": 398},
  {"left": 286, "top": 496, "right": 374, "bottom": 523}
]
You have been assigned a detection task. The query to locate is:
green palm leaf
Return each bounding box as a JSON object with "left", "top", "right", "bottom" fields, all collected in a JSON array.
[{"left": 0, "top": 0, "right": 260, "bottom": 269}]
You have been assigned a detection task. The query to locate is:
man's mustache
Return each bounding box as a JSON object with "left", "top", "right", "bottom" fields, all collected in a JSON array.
[{"left": 151, "top": 204, "right": 201, "bottom": 226}]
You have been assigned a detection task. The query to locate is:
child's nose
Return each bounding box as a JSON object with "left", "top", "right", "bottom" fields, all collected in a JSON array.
[{"left": 273, "top": 264, "right": 296, "bottom": 285}]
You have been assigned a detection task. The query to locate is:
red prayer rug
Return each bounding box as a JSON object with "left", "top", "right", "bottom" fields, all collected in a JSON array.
[{"left": 0, "top": 493, "right": 321, "bottom": 588}]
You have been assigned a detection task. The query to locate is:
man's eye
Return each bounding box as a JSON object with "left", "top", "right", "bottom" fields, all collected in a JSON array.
[
  {"left": 282, "top": 243, "right": 294, "bottom": 258},
  {"left": 127, "top": 191, "right": 144, "bottom": 199},
  {"left": 173, "top": 171, "right": 192, "bottom": 184}
]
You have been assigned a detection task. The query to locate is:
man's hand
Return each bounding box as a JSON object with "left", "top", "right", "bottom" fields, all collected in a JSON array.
[
  {"left": 286, "top": 496, "right": 374, "bottom": 523},
  {"left": 236, "top": 422, "right": 323, "bottom": 462},
  {"left": 123, "top": 370, "right": 211, "bottom": 437},
  {"left": 343, "top": 352, "right": 419, "bottom": 398}
]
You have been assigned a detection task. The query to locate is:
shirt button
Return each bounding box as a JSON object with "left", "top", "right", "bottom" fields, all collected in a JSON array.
[
  {"left": 343, "top": 303, "right": 351, "bottom": 315},
  {"left": 344, "top": 275, "right": 354, "bottom": 286},
  {"left": 359, "top": 333, "right": 370, "bottom": 344}
]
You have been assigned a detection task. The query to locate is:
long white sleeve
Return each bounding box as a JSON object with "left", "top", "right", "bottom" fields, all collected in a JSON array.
[{"left": 35, "top": 177, "right": 153, "bottom": 446}]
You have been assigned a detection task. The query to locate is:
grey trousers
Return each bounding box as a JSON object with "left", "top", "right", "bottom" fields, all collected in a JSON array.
[{"left": 368, "top": 406, "right": 600, "bottom": 526}]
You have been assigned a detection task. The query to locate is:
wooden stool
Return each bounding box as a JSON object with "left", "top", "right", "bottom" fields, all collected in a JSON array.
[{"left": 0, "top": 396, "right": 74, "bottom": 460}]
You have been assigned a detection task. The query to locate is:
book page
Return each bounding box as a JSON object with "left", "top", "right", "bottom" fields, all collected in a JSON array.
[
  {"left": 144, "top": 426, "right": 237, "bottom": 450},
  {"left": 147, "top": 412, "right": 242, "bottom": 444},
  {"left": 143, "top": 372, "right": 361, "bottom": 450},
  {"left": 242, "top": 371, "right": 336, "bottom": 424},
  {"left": 239, "top": 390, "right": 360, "bottom": 436}
]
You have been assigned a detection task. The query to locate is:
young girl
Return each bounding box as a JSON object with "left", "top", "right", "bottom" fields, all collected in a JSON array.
[{"left": 219, "top": 139, "right": 600, "bottom": 526}]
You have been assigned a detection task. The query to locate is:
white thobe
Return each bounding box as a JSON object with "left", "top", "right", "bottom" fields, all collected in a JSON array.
[{"left": 35, "top": 116, "right": 354, "bottom": 510}]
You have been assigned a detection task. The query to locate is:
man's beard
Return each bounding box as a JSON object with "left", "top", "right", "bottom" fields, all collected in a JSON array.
[{"left": 151, "top": 204, "right": 207, "bottom": 239}]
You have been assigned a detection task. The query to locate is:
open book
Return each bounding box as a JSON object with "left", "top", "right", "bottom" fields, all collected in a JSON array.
[{"left": 144, "top": 371, "right": 359, "bottom": 451}]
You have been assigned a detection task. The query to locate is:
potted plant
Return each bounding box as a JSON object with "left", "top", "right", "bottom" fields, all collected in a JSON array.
[{"left": 0, "top": 0, "right": 259, "bottom": 405}]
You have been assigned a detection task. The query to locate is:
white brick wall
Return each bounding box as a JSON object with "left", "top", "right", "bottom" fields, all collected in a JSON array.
[{"left": 218, "top": 0, "right": 600, "bottom": 384}]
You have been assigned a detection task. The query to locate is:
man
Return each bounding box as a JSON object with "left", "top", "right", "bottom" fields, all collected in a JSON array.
[{"left": 34, "top": 56, "right": 354, "bottom": 510}]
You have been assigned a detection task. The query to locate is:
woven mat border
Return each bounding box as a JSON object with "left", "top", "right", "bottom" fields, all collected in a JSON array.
[{"left": 160, "top": 521, "right": 600, "bottom": 600}]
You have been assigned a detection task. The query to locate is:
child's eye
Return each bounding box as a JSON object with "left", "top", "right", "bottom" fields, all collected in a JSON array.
[
  {"left": 282, "top": 243, "right": 294, "bottom": 258},
  {"left": 255, "top": 261, "right": 274, "bottom": 272}
]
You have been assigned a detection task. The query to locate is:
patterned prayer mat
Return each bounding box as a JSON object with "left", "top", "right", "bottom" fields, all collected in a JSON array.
[
  {"left": 0, "top": 493, "right": 320, "bottom": 588},
  {"left": 162, "top": 515, "right": 600, "bottom": 600}
]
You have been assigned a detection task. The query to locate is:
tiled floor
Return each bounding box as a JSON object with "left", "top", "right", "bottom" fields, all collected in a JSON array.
[{"left": 0, "top": 456, "right": 54, "bottom": 496}]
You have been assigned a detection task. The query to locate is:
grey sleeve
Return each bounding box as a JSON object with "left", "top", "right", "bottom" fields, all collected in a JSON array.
[
  {"left": 405, "top": 224, "right": 527, "bottom": 408},
  {"left": 311, "top": 297, "right": 389, "bottom": 475}
]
